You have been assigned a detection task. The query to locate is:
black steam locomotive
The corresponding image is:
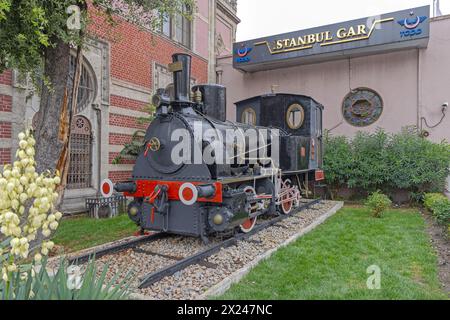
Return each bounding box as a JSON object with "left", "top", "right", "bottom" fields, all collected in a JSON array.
[{"left": 107, "top": 53, "right": 324, "bottom": 242}]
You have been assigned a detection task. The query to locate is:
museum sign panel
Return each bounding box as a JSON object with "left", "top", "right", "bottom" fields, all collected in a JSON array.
[{"left": 233, "top": 6, "right": 430, "bottom": 72}]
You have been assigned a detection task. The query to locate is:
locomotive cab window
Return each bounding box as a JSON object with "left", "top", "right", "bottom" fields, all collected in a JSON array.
[
  {"left": 286, "top": 103, "right": 305, "bottom": 129},
  {"left": 242, "top": 107, "right": 256, "bottom": 125}
]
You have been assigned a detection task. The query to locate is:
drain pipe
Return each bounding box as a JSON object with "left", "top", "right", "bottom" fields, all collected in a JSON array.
[
  {"left": 417, "top": 48, "right": 422, "bottom": 131},
  {"left": 93, "top": 103, "right": 102, "bottom": 193}
]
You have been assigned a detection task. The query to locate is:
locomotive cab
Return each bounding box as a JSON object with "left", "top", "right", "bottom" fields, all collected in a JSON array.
[{"left": 236, "top": 94, "right": 324, "bottom": 176}]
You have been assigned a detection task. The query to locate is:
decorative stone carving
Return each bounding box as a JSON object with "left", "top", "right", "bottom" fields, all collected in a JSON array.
[{"left": 342, "top": 88, "right": 383, "bottom": 127}]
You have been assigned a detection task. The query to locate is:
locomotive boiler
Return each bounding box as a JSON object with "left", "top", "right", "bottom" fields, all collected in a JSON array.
[{"left": 105, "top": 53, "right": 324, "bottom": 242}]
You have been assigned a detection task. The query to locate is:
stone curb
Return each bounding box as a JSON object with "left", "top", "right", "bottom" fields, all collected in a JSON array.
[{"left": 197, "top": 201, "right": 344, "bottom": 300}]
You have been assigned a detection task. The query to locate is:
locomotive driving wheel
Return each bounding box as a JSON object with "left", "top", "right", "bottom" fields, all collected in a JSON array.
[
  {"left": 280, "top": 179, "right": 293, "bottom": 215},
  {"left": 240, "top": 186, "right": 257, "bottom": 233}
]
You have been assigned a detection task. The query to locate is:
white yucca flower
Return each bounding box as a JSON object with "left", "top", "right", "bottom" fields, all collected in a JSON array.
[{"left": 0, "top": 129, "right": 63, "bottom": 281}]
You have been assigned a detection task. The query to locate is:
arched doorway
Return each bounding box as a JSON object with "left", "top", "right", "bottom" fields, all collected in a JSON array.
[
  {"left": 66, "top": 55, "right": 97, "bottom": 190},
  {"left": 67, "top": 116, "right": 93, "bottom": 189}
]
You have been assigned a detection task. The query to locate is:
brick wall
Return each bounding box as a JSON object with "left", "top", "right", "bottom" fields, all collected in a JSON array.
[
  {"left": 89, "top": 6, "right": 208, "bottom": 90},
  {"left": 109, "top": 152, "right": 136, "bottom": 165},
  {"left": 88, "top": 4, "right": 209, "bottom": 182},
  {"left": 109, "top": 133, "right": 134, "bottom": 145},
  {"left": 108, "top": 171, "right": 132, "bottom": 183},
  {"left": 0, "top": 70, "right": 12, "bottom": 85},
  {"left": 110, "top": 95, "right": 147, "bottom": 112},
  {"left": 0, "top": 121, "right": 12, "bottom": 138},
  {"left": 0, "top": 148, "right": 11, "bottom": 165},
  {"left": 109, "top": 113, "right": 149, "bottom": 130},
  {"left": 0, "top": 94, "right": 12, "bottom": 112}
]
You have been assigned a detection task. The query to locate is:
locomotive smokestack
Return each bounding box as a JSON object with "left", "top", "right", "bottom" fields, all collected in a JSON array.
[{"left": 170, "top": 53, "right": 191, "bottom": 102}]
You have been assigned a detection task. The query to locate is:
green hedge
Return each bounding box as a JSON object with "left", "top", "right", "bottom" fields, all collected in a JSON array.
[
  {"left": 324, "top": 127, "right": 450, "bottom": 195},
  {"left": 424, "top": 193, "right": 450, "bottom": 225}
]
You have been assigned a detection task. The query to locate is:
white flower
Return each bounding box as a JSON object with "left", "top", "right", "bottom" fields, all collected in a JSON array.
[
  {"left": 34, "top": 253, "right": 42, "bottom": 263},
  {"left": 19, "top": 193, "right": 28, "bottom": 203},
  {"left": 53, "top": 176, "right": 61, "bottom": 185},
  {"left": 42, "top": 229, "right": 51, "bottom": 237},
  {"left": 19, "top": 140, "right": 28, "bottom": 149},
  {"left": 49, "top": 221, "right": 58, "bottom": 230},
  {"left": 67, "top": 266, "right": 83, "bottom": 290}
]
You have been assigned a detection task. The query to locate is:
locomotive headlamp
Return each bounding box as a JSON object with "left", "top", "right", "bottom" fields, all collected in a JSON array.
[
  {"left": 127, "top": 201, "right": 142, "bottom": 224},
  {"left": 129, "top": 206, "right": 139, "bottom": 216},
  {"left": 213, "top": 214, "right": 224, "bottom": 225},
  {"left": 152, "top": 93, "right": 170, "bottom": 109}
]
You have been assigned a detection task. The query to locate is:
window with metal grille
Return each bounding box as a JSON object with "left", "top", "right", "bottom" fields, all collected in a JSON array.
[
  {"left": 67, "top": 55, "right": 96, "bottom": 190},
  {"left": 67, "top": 116, "right": 93, "bottom": 189},
  {"left": 69, "top": 55, "right": 96, "bottom": 114}
]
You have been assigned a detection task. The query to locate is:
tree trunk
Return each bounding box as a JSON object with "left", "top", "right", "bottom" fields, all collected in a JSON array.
[
  {"left": 34, "top": 40, "right": 79, "bottom": 210},
  {"left": 34, "top": 40, "right": 71, "bottom": 175}
]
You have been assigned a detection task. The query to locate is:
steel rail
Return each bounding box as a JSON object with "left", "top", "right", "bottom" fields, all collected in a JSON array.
[
  {"left": 138, "top": 198, "right": 322, "bottom": 289},
  {"left": 68, "top": 232, "right": 169, "bottom": 265}
]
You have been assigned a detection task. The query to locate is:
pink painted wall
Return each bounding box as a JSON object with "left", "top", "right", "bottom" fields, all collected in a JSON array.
[
  {"left": 195, "top": 0, "right": 209, "bottom": 59},
  {"left": 420, "top": 16, "right": 450, "bottom": 143},
  {"left": 217, "top": 18, "right": 233, "bottom": 56},
  {"left": 197, "top": 0, "right": 209, "bottom": 17},
  {"left": 219, "top": 16, "right": 450, "bottom": 145}
]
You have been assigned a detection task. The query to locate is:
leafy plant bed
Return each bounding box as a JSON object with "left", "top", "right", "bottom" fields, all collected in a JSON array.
[
  {"left": 51, "top": 214, "right": 138, "bottom": 254},
  {"left": 421, "top": 210, "right": 450, "bottom": 296},
  {"left": 219, "top": 206, "right": 447, "bottom": 299}
]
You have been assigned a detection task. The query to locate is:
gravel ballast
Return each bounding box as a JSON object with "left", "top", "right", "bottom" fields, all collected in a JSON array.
[{"left": 51, "top": 200, "right": 343, "bottom": 300}]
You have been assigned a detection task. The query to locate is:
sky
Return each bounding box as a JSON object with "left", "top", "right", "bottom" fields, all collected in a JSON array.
[{"left": 236, "top": 0, "right": 450, "bottom": 41}]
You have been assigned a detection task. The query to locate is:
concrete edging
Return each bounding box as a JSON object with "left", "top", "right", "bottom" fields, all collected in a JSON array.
[{"left": 197, "top": 201, "right": 344, "bottom": 300}]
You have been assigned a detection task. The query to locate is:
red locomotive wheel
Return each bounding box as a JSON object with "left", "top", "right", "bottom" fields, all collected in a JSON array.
[
  {"left": 280, "top": 179, "right": 293, "bottom": 214},
  {"left": 240, "top": 186, "right": 258, "bottom": 233},
  {"left": 281, "top": 195, "right": 293, "bottom": 214},
  {"left": 240, "top": 217, "right": 257, "bottom": 233}
]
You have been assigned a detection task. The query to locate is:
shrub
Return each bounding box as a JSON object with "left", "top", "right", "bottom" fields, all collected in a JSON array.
[
  {"left": 323, "top": 134, "right": 353, "bottom": 188},
  {"left": 1, "top": 130, "right": 62, "bottom": 280},
  {"left": 387, "top": 128, "right": 450, "bottom": 192},
  {"left": 1, "top": 130, "right": 132, "bottom": 300},
  {"left": 323, "top": 127, "right": 450, "bottom": 197},
  {"left": 1, "top": 258, "right": 133, "bottom": 300},
  {"left": 348, "top": 130, "right": 389, "bottom": 189},
  {"left": 424, "top": 193, "right": 450, "bottom": 225},
  {"left": 365, "top": 191, "right": 392, "bottom": 218}
]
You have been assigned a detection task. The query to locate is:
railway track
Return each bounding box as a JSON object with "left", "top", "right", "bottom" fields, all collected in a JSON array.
[{"left": 67, "top": 199, "right": 322, "bottom": 290}]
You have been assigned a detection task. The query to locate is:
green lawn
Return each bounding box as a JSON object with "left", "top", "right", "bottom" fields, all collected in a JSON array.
[
  {"left": 219, "top": 207, "right": 447, "bottom": 300},
  {"left": 52, "top": 214, "right": 138, "bottom": 254}
]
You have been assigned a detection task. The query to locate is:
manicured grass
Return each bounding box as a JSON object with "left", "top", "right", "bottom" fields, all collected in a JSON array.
[
  {"left": 219, "top": 207, "right": 447, "bottom": 300},
  {"left": 52, "top": 214, "right": 138, "bottom": 253}
]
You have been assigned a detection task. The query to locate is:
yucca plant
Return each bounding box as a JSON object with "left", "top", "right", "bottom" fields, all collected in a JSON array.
[{"left": 1, "top": 257, "right": 134, "bottom": 300}]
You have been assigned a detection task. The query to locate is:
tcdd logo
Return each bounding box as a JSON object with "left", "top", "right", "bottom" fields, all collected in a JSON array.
[
  {"left": 398, "top": 15, "right": 427, "bottom": 38},
  {"left": 235, "top": 46, "right": 252, "bottom": 63}
]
